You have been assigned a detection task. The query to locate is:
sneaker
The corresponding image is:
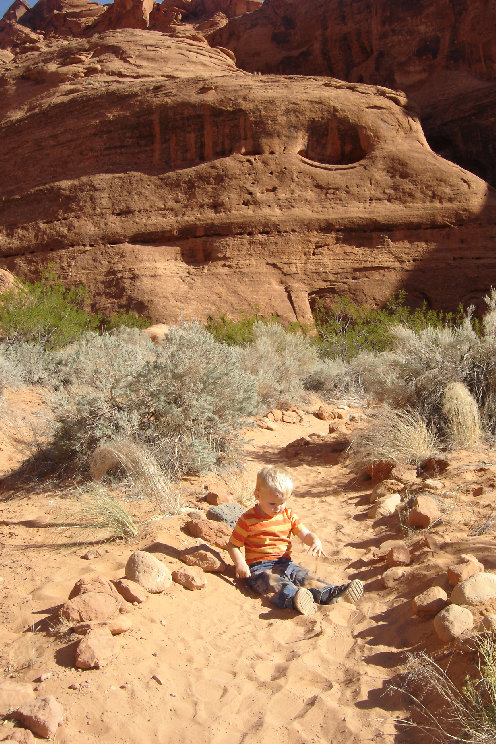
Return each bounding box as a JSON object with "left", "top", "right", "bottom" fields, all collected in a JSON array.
[
  {"left": 339, "top": 579, "right": 364, "bottom": 604},
  {"left": 293, "top": 587, "right": 317, "bottom": 615}
]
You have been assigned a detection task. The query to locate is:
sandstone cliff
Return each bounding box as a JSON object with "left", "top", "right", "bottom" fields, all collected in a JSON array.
[
  {"left": 0, "top": 1, "right": 496, "bottom": 323},
  {"left": 212, "top": 0, "right": 496, "bottom": 188}
]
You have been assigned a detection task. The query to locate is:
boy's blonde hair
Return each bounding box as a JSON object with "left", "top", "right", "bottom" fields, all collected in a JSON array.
[{"left": 256, "top": 465, "right": 293, "bottom": 495}]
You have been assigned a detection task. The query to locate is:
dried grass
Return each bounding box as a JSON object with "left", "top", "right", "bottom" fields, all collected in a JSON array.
[
  {"left": 442, "top": 382, "right": 481, "bottom": 449},
  {"left": 77, "top": 483, "right": 138, "bottom": 539}
]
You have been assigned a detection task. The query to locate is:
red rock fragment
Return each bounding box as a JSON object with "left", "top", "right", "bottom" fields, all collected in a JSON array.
[
  {"left": 407, "top": 494, "right": 441, "bottom": 528},
  {"left": 112, "top": 578, "right": 148, "bottom": 603},
  {"left": 75, "top": 628, "right": 119, "bottom": 669},
  {"left": 178, "top": 544, "right": 226, "bottom": 572},
  {"left": 184, "top": 518, "right": 231, "bottom": 549},
  {"left": 12, "top": 697, "right": 63, "bottom": 739},
  {"left": 385, "top": 544, "right": 411, "bottom": 567},
  {"left": 172, "top": 566, "right": 207, "bottom": 590},
  {"left": 447, "top": 554, "right": 484, "bottom": 587}
]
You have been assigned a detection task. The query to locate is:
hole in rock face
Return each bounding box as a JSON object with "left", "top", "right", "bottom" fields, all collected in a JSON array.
[{"left": 299, "top": 119, "right": 368, "bottom": 165}]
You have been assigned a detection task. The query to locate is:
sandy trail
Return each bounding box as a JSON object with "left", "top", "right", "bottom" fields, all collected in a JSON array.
[{"left": 0, "top": 407, "right": 436, "bottom": 743}]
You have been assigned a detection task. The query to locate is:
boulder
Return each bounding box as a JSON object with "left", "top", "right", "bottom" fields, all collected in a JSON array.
[
  {"left": 0, "top": 682, "right": 34, "bottom": 716},
  {"left": 59, "top": 592, "right": 121, "bottom": 623},
  {"left": 385, "top": 544, "right": 411, "bottom": 568},
  {"left": 112, "top": 578, "right": 148, "bottom": 603},
  {"left": 450, "top": 572, "right": 496, "bottom": 606},
  {"left": 12, "top": 697, "right": 63, "bottom": 739},
  {"left": 368, "top": 493, "right": 401, "bottom": 519},
  {"left": 407, "top": 494, "right": 441, "bottom": 528},
  {"left": 380, "top": 566, "right": 407, "bottom": 589},
  {"left": 412, "top": 586, "right": 448, "bottom": 619},
  {"left": 172, "top": 566, "right": 207, "bottom": 590},
  {"left": 184, "top": 518, "right": 231, "bottom": 549},
  {"left": 482, "top": 614, "right": 496, "bottom": 633},
  {"left": 178, "top": 544, "right": 227, "bottom": 572},
  {"left": 207, "top": 503, "right": 245, "bottom": 529},
  {"left": 142, "top": 323, "right": 169, "bottom": 343},
  {"left": 125, "top": 551, "right": 172, "bottom": 593},
  {"left": 71, "top": 616, "right": 132, "bottom": 635},
  {"left": 75, "top": 628, "right": 119, "bottom": 669},
  {"left": 447, "top": 555, "right": 484, "bottom": 587},
  {"left": 434, "top": 605, "right": 474, "bottom": 642}
]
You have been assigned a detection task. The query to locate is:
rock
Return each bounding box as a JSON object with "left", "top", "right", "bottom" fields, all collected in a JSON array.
[
  {"left": 407, "top": 494, "right": 441, "bottom": 528},
  {"left": 256, "top": 417, "right": 277, "bottom": 431},
  {"left": 281, "top": 411, "right": 302, "bottom": 424},
  {"left": 422, "top": 479, "right": 444, "bottom": 492},
  {"left": 380, "top": 566, "right": 407, "bottom": 589},
  {"left": 450, "top": 572, "right": 496, "bottom": 606},
  {"left": 81, "top": 548, "right": 102, "bottom": 560},
  {"left": 412, "top": 586, "right": 448, "bottom": 619},
  {"left": 385, "top": 544, "right": 411, "bottom": 567},
  {"left": 75, "top": 628, "right": 119, "bottom": 669},
  {"left": 269, "top": 409, "right": 283, "bottom": 422},
  {"left": 125, "top": 551, "right": 172, "bottom": 593},
  {"left": 206, "top": 503, "right": 245, "bottom": 529},
  {"left": 184, "top": 518, "right": 231, "bottom": 549},
  {"left": 368, "top": 493, "right": 401, "bottom": 518},
  {"left": 365, "top": 461, "right": 395, "bottom": 483},
  {"left": 68, "top": 576, "right": 123, "bottom": 602},
  {"left": 447, "top": 555, "right": 484, "bottom": 586},
  {"left": 315, "top": 405, "right": 343, "bottom": 421},
  {"left": 184, "top": 508, "right": 206, "bottom": 519},
  {"left": 0, "top": 729, "right": 35, "bottom": 744},
  {"left": 112, "top": 578, "right": 148, "bottom": 603},
  {"left": 59, "top": 592, "right": 121, "bottom": 623},
  {"left": 204, "top": 491, "right": 232, "bottom": 505},
  {"left": 434, "top": 605, "right": 474, "bottom": 642},
  {"left": 482, "top": 614, "right": 496, "bottom": 632},
  {"left": 71, "top": 616, "right": 133, "bottom": 635},
  {"left": 418, "top": 456, "right": 450, "bottom": 478},
  {"left": 12, "top": 697, "right": 63, "bottom": 739},
  {"left": 0, "top": 682, "right": 34, "bottom": 716},
  {"left": 171, "top": 566, "right": 207, "bottom": 590},
  {"left": 178, "top": 544, "right": 227, "bottom": 572},
  {"left": 369, "top": 479, "right": 405, "bottom": 503},
  {"left": 142, "top": 323, "right": 169, "bottom": 343}
]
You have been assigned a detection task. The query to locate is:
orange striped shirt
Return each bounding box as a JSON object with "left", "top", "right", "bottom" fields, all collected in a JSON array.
[{"left": 230, "top": 506, "right": 305, "bottom": 564}]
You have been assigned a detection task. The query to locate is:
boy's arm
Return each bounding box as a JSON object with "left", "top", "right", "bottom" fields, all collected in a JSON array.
[
  {"left": 295, "top": 526, "right": 326, "bottom": 557},
  {"left": 227, "top": 541, "right": 251, "bottom": 579}
]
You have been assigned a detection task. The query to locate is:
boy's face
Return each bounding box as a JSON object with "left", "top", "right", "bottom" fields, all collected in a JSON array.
[{"left": 255, "top": 485, "right": 291, "bottom": 517}]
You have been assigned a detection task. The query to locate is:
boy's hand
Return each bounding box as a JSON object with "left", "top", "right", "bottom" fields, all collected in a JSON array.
[
  {"left": 307, "top": 535, "right": 326, "bottom": 558},
  {"left": 235, "top": 563, "right": 251, "bottom": 579}
]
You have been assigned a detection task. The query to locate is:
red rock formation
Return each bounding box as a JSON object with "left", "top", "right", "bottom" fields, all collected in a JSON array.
[
  {"left": 19, "top": 0, "right": 107, "bottom": 35},
  {"left": 1, "top": 26, "right": 496, "bottom": 323},
  {"left": 212, "top": 0, "right": 496, "bottom": 186}
]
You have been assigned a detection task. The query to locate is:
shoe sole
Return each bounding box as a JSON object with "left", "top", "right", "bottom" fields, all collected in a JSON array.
[
  {"left": 293, "top": 587, "right": 317, "bottom": 615},
  {"left": 341, "top": 579, "right": 364, "bottom": 604}
]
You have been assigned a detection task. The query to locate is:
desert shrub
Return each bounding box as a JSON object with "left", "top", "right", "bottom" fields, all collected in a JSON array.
[
  {"left": 348, "top": 405, "right": 437, "bottom": 472},
  {"left": 77, "top": 483, "right": 138, "bottom": 539},
  {"left": 314, "top": 291, "right": 465, "bottom": 361},
  {"left": 442, "top": 382, "right": 481, "bottom": 449},
  {"left": 0, "top": 267, "right": 101, "bottom": 350},
  {"left": 241, "top": 322, "right": 319, "bottom": 409},
  {"left": 304, "top": 357, "right": 362, "bottom": 400},
  {"left": 0, "top": 340, "right": 63, "bottom": 389},
  {"left": 100, "top": 310, "right": 150, "bottom": 333},
  {"left": 398, "top": 636, "right": 496, "bottom": 743},
  {"left": 51, "top": 322, "right": 258, "bottom": 476}
]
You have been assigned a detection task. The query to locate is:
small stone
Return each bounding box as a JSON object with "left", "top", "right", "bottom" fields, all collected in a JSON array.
[
  {"left": 75, "top": 628, "right": 119, "bottom": 669},
  {"left": 59, "top": 592, "right": 121, "bottom": 623},
  {"left": 422, "top": 479, "right": 444, "bottom": 491},
  {"left": 385, "top": 544, "right": 411, "bottom": 567},
  {"left": 184, "top": 508, "right": 205, "bottom": 519},
  {"left": 206, "top": 503, "right": 245, "bottom": 529},
  {"left": 125, "top": 551, "right": 172, "bottom": 594},
  {"left": 204, "top": 491, "right": 233, "bottom": 506},
  {"left": 412, "top": 586, "right": 448, "bottom": 619},
  {"left": 269, "top": 409, "right": 283, "bottom": 421},
  {"left": 447, "top": 555, "right": 484, "bottom": 586},
  {"left": 408, "top": 494, "right": 441, "bottom": 528},
  {"left": 418, "top": 456, "right": 450, "bottom": 477},
  {"left": 256, "top": 417, "right": 277, "bottom": 430},
  {"left": 365, "top": 460, "right": 395, "bottom": 483},
  {"left": 71, "top": 616, "right": 132, "bottom": 636},
  {"left": 282, "top": 411, "right": 301, "bottom": 424},
  {"left": 368, "top": 493, "right": 401, "bottom": 518},
  {"left": 315, "top": 405, "right": 343, "bottom": 421},
  {"left": 473, "top": 485, "right": 484, "bottom": 497},
  {"left": 151, "top": 675, "right": 163, "bottom": 685},
  {"left": 81, "top": 548, "right": 102, "bottom": 560},
  {"left": 380, "top": 567, "right": 407, "bottom": 589},
  {"left": 450, "top": 572, "right": 496, "bottom": 606},
  {"left": 369, "top": 479, "right": 405, "bottom": 503},
  {"left": 434, "top": 605, "right": 474, "bottom": 642},
  {"left": 112, "top": 578, "right": 148, "bottom": 604},
  {"left": 68, "top": 684, "right": 79, "bottom": 690},
  {"left": 0, "top": 683, "right": 35, "bottom": 717},
  {"left": 0, "top": 729, "right": 36, "bottom": 744},
  {"left": 184, "top": 518, "right": 231, "bottom": 549},
  {"left": 172, "top": 566, "right": 207, "bottom": 590},
  {"left": 178, "top": 544, "right": 227, "bottom": 572},
  {"left": 12, "top": 696, "right": 63, "bottom": 739}
]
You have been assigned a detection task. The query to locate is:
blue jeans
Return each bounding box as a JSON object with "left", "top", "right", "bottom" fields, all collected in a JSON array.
[{"left": 246, "top": 557, "right": 347, "bottom": 609}]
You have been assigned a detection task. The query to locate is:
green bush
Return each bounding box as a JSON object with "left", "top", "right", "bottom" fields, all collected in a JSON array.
[{"left": 205, "top": 310, "right": 307, "bottom": 347}]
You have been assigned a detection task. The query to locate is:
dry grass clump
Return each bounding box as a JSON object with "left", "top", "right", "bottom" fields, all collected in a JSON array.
[
  {"left": 442, "top": 382, "right": 481, "bottom": 449},
  {"left": 78, "top": 483, "right": 138, "bottom": 539},
  {"left": 397, "top": 635, "right": 496, "bottom": 743},
  {"left": 90, "top": 438, "right": 181, "bottom": 515},
  {"left": 348, "top": 406, "right": 437, "bottom": 472}
]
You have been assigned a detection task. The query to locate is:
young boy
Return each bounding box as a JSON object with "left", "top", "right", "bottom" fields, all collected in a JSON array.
[{"left": 228, "top": 465, "right": 363, "bottom": 615}]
